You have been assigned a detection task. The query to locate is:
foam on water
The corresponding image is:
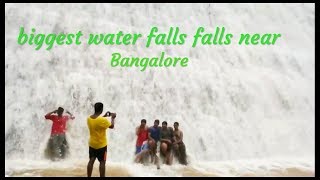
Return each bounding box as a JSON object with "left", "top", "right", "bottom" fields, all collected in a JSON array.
[{"left": 5, "top": 158, "right": 314, "bottom": 177}]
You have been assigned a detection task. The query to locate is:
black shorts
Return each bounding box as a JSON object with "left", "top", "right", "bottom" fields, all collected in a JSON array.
[{"left": 89, "top": 146, "right": 107, "bottom": 162}]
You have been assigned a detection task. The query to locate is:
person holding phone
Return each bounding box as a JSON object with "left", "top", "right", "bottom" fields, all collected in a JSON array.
[{"left": 86, "top": 102, "right": 116, "bottom": 177}]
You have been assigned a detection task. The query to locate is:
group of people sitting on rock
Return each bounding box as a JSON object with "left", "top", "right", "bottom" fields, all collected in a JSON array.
[{"left": 134, "top": 119, "right": 187, "bottom": 169}]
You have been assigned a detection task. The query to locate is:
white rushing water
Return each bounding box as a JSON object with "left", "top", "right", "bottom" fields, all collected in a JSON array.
[{"left": 5, "top": 3, "right": 314, "bottom": 176}]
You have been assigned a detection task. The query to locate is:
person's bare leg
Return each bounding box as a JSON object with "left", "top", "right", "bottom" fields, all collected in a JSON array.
[
  {"left": 148, "top": 140, "right": 155, "bottom": 163},
  {"left": 165, "top": 145, "right": 171, "bottom": 165},
  {"left": 165, "top": 144, "right": 173, "bottom": 165},
  {"left": 160, "top": 142, "right": 168, "bottom": 164},
  {"left": 150, "top": 154, "right": 154, "bottom": 163},
  {"left": 155, "top": 155, "right": 160, "bottom": 169},
  {"left": 168, "top": 151, "right": 173, "bottom": 165},
  {"left": 165, "top": 151, "right": 170, "bottom": 165},
  {"left": 99, "top": 160, "right": 106, "bottom": 177},
  {"left": 134, "top": 152, "right": 143, "bottom": 163},
  {"left": 151, "top": 145, "right": 157, "bottom": 163},
  {"left": 179, "top": 143, "right": 188, "bottom": 165},
  {"left": 160, "top": 143, "right": 167, "bottom": 155},
  {"left": 173, "top": 144, "right": 180, "bottom": 158},
  {"left": 87, "top": 157, "right": 96, "bottom": 177}
]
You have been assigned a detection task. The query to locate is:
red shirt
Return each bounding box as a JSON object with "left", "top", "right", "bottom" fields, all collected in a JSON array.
[
  {"left": 45, "top": 115, "right": 74, "bottom": 135},
  {"left": 136, "top": 127, "right": 148, "bottom": 146}
]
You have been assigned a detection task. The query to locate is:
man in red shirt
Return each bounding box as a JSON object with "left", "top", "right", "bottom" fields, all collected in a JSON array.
[
  {"left": 135, "top": 119, "right": 148, "bottom": 155},
  {"left": 44, "top": 107, "right": 75, "bottom": 160}
]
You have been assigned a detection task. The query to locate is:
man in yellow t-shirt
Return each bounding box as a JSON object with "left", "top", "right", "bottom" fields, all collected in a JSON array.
[{"left": 87, "top": 102, "right": 116, "bottom": 177}]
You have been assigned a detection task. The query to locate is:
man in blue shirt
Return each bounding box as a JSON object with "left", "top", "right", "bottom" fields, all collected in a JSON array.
[{"left": 148, "top": 119, "right": 161, "bottom": 163}]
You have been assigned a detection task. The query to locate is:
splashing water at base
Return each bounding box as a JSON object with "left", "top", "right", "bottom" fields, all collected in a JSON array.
[{"left": 5, "top": 158, "right": 314, "bottom": 177}]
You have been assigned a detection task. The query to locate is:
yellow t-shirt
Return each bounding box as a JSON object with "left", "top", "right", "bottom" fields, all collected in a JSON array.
[{"left": 87, "top": 116, "right": 111, "bottom": 149}]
